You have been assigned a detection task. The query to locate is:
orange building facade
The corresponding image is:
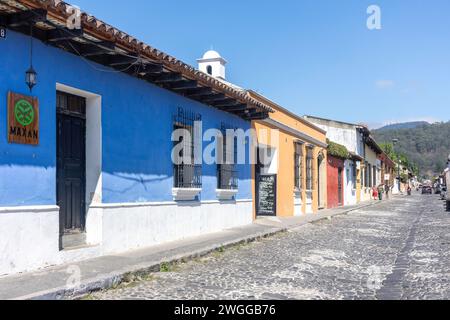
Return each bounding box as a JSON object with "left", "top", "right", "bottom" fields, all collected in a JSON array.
[{"left": 248, "top": 91, "right": 328, "bottom": 218}]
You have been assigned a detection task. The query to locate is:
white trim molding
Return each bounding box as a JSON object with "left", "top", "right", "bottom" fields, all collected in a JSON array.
[
  {"left": 216, "top": 189, "right": 238, "bottom": 201},
  {"left": 0, "top": 205, "right": 59, "bottom": 214},
  {"left": 172, "top": 188, "right": 202, "bottom": 201}
]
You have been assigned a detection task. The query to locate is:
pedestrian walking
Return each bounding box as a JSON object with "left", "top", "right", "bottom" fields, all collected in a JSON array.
[
  {"left": 377, "top": 184, "right": 384, "bottom": 201},
  {"left": 372, "top": 186, "right": 378, "bottom": 201},
  {"left": 385, "top": 183, "right": 390, "bottom": 199}
]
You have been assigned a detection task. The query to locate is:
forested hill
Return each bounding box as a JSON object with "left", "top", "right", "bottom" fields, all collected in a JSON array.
[
  {"left": 376, "top": 121, "right": 430, "bottom": 132},
  {"left": 373, "top": 121, "right": 450, "bottom": 178}
]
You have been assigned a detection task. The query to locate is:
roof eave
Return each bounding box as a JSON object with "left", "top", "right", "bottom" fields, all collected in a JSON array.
[{"left": 0, "top": 0, "right": 273, "bottom": 120}]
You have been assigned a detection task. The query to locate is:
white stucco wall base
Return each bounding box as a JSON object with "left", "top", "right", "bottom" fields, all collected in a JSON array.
[
  {"left": 98, "top": 200, "right": 253, "bottom": 254},
  {"left": 0, "top": 206, "right": 60, "bottom": 276},
  {"left": 0, "top": 200, "right": 253, "bottom": 276},
  {"left": 305, "top": 191, "right": 313, "bottom": 214},
  {"left": 293, "top": 192, "right": 303, "bottom": 216}
]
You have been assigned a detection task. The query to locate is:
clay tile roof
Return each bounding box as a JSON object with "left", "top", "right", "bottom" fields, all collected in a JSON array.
[{"left": 0, "top": 0, "right": 273, "bottom": 116}]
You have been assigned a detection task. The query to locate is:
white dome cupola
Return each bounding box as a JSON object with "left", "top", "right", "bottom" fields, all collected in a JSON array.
[{"left": 197, "top": 50, "right": 227, "bottom": 80}]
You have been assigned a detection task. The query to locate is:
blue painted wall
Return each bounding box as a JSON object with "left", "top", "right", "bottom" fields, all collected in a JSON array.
[{"left": 0, "top": 30, "right": 252, "bottom": 206}]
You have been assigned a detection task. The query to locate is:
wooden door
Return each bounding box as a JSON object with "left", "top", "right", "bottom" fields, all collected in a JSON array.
[{"left": 56, "top": 92, "right": 86, "bottom": 235}]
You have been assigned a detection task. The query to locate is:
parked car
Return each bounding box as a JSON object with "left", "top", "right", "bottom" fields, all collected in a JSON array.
[{"left": 422, "top": 186, "right": 433, "bottom": 194}]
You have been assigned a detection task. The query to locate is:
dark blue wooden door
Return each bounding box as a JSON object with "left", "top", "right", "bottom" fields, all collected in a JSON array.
[{"left": 56, "top": 92, "right": 86, "bottom": 235}]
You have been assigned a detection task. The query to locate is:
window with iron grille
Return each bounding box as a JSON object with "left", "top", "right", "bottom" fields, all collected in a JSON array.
[
  {"left": 173, "top": 107, "right": 202, "bottom": 189},
  {"left": 306, "top": 147, "right": 314, "bottom": 191},
  {"left": 294, "top": 142, "right": 303, "bottom": 190},
  {"left": 217, "top": 124, "right": 238, "bottom": 190}
]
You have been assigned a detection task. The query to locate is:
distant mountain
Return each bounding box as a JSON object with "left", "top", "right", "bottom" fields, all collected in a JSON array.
[
  {"left": 373, "top": 121, "right": 450, "bottom": 178},
  {"left": 376, "top": 121, "right": 430, "bottom": 132}
]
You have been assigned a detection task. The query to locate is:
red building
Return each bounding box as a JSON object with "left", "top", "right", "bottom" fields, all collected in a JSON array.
[{"left": 327, "top": 155, "right": 345, "bottom": 209}]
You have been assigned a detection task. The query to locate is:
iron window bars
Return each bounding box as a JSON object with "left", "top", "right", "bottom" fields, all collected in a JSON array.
[
  {"left": 306, "top": 146, "right": 314, "bottom": 191},
  {"left": 217, "top": 123, "right": 238, "bottom": 190},
  {"left": 173, "top": 107, "right": 202, "bottom": 189},
  {"left": 294, "top": 142, "right": 304, "bottom": 190}
]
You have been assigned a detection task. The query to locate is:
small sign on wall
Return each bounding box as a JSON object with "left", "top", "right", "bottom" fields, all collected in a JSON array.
[
  {"left": 7, "top": 92, "right": 39, "bottom": 145},
  {"left": 0, "top": 27, "right": 6, "bottom": 39}
]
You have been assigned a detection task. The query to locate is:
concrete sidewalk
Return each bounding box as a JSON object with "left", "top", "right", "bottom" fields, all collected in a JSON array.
[{"left": 0, "top": 201, "right": 380, "bottom": 300}]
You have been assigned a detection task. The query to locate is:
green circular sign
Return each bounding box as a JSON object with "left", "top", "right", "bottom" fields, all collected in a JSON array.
[{"left": 14, "top": 99, "right": 35, "bottom": 127}]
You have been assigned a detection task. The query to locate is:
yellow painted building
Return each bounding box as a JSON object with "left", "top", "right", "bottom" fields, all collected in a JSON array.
[{"left": 248, "top": 91, "right": 328, "bottom": 218}]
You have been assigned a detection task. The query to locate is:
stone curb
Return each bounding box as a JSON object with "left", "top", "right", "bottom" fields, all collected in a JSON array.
[
  {"left": 15, "top": 201, "right": 383, "bottom": 300},
  {"left": 15, "top": 228, "right": 286, "bottom": 300}
]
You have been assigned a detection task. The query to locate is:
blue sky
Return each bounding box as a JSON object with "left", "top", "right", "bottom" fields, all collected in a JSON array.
[{"left": 71, "top": 0, "right": 450, "bottom": 128}]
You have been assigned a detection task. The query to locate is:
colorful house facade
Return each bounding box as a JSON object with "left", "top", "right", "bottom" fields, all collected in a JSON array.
[
  {"left": 360, "top": 127, "right": 384, "bottom": 201},
  {"left": 249, "top": 93, "right": 328, "bottom": 217},
  {"left": 304, "top": 117, "right": 365, "bottom": 206},
  {"left": 0, "top": 1, "right": 273, "bottom": 276},
  {"left": 326, "top": 154, "right": 345, "bottom": 209}
]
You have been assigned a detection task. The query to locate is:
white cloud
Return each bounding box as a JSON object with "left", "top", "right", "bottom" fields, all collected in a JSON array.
[{"left": 375, "top": 80, "right": 395, "bottom": 89}]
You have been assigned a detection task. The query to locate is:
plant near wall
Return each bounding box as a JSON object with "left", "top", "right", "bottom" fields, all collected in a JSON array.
[
  {"left": 327, "top": 139, "right": 350, "bottom": 159},
  {"left": 400, "top": 172, "right": 409, "bottom": 183}
]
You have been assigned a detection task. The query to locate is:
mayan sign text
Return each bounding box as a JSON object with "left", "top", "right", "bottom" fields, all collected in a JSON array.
[{"left": 7, "top": 92, "right": 39, "bottom": 145}]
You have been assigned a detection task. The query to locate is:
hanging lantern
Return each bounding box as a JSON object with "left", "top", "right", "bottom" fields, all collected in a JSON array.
[
  {"left": 26, "top": 66, "right": 37, "bottom": 91},
  {"left": 26, "top": 23, "right": 37, "bottom": 92}
]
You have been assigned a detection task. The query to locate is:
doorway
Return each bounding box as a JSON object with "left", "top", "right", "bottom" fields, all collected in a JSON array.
[{"left": 56, "top": 91, "right": 87, "bottom": 240}]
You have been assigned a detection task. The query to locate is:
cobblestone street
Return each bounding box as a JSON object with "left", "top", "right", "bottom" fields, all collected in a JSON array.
[{"left": 91, "top": 195, "right": 450, "bottom": 300}]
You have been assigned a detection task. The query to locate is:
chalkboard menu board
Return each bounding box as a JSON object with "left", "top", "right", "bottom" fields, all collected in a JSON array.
[{"left": 257, "top": 174, "right": 277, "bottom": 216}]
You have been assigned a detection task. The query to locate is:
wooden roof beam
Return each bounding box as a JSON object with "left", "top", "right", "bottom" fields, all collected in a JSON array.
[
  {"left": 152, "top": 72, "right": 183, "bottom": 84},
  {"left": 245, "top": 111, "right": 269, "bottom": 120},
  {"left": 140, "top": 64, "right": 164, "bottom": 75},
  {"left": 214, "top": 99, "right": 241, "bottom": 108},
  {"left": 222, "top": 104, "right": 249, "bottom": 112},
  {"left": 201, "top": 93, "right": 226, "bottom": 104},
  {"left": 78, "top": 41, "right": 116, "bottom": 57},
  {"left": 0, "top": 8, "right": 47, "bottom": 27},
  {"left": 108, "top": 55, "right": 140, "bottom": 67},
  {"left": 184, "top": 87, "right": 214, "bottom": 98},
  {"left": 46, "top": 28, "right": 83, "bottom": 42},
  {"left": 168, "top": 80, "right": 198, "bottom": 90}
]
